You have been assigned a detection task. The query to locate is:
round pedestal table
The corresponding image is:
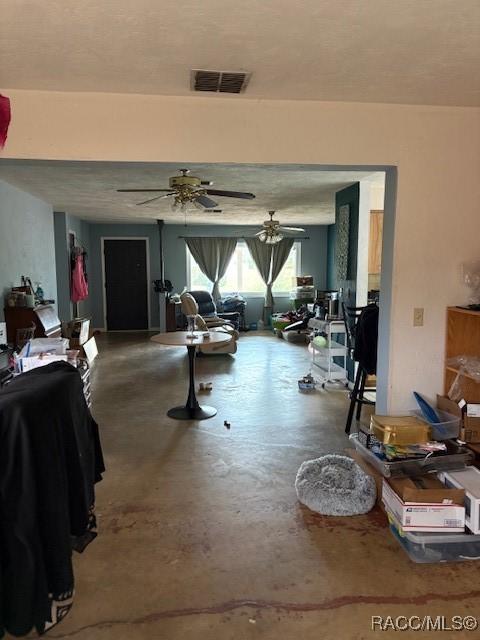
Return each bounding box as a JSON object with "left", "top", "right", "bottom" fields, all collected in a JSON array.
[{"left": 151, "top": 331, "right": 231, "bottom": 420}]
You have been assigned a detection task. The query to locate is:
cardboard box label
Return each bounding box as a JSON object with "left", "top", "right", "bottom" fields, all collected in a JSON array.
[
  {"left": 382, "top": 479, "right": 465, "bottom": 532},
  {"left": 467, "top": 404, "right": 480, "bottom": 418}
]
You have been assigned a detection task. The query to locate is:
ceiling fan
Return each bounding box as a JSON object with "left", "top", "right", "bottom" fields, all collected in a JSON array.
[
  {"left": 117, "top": 168, "right": 255, "bottom": 211},
  {"left": 255, "top": 211, "right": 305, "bottom": 244}
]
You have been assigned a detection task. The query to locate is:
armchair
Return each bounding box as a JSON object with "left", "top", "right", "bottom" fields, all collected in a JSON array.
[
  {"left": 187, "top": 290, "right": 241, "bottom": 330},
  {"left": 180, "top": 292, "right": 239, "bottom": 354}
]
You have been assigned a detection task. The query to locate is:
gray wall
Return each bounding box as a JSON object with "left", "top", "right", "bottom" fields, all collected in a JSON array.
[
  {"left": 54, "top": 211, "right": 92, "bottom": 322},
  {"left": 87, "top": 222, "right": 329, "bottom": 328},
  {"left": 0, "top": 180, "right": 57, "bottom": 321}
]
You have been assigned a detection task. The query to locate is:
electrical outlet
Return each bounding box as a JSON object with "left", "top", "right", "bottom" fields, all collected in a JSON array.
[{"left": 413, "top": 308, "right": 424, "bottom": 327}]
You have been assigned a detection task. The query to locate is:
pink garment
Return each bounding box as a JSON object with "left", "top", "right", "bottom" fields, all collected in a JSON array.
[
  {"left": 71, "top": 254, "right": 89, "bottom": 302},
  {"left": 0, "top": 95, "right": 11, "bottom": 149}
]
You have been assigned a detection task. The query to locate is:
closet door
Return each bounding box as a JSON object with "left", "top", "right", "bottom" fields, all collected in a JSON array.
[{"left": 103, "top": 239, "right": 149, "bottom": 330}]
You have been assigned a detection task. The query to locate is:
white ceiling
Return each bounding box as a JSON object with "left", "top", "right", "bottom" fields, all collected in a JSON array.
[
  {"left": 0, "top": 161, "right": 385, "bottom": 225},
  {"left": 1, "top": 0, "right": 479, "bottom": 106}
]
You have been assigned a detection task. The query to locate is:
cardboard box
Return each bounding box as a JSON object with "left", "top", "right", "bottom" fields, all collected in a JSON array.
[
  {"left": 437, "top": 394, "right": 480, "bottom": 443},
  {"left": 69, "top": 335, "right": 98, "bottom": 364},
  {"left": 438, "top": 467, "right": 480, "bottom": 534},
  {"left": 63, "top": 318, "right": 90, "bottom": 345},
  {"left": 382, "top": 479, "right": 465, "bottom": 532},
  {"left": 296, "top": 276, "right": 314, "bottom": 287},
  {"left": 371, "top": 415, "right": 430, "bottom": 445},
  {"left": 388, "top": 476, "right": 464, "bottom": 505},
  {"left": 346, "top": 448, "right": 384, "bottom": 505}
]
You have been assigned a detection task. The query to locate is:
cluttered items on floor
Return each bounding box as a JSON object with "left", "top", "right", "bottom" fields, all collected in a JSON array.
[
  {"left": 0, "top": 362, "right": 105, "bottom": 637},
  {"left": 298, "top": 373, "right": 316, "bottom": 391},
  {"left": 347, "top": 385, "right": 480, "bottom": 562}
]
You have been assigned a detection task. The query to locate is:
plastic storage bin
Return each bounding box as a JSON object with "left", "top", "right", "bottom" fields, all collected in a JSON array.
[
  {"left": 412, "top": 409, "right": 461, "bottom": 440},
  {"left": 388, "top": 512, "right": 480, "bottom": 563},
  {"left": 349, "top": 433, "right": 474, "bottom": 478}
]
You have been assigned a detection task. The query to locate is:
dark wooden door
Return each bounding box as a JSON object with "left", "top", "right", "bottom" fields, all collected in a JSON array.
[{"left": 104, "top": 239, "right": 148, "bottom": 330}]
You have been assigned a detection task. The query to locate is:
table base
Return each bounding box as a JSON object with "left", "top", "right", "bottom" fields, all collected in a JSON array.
[{"left": 167, "top": 405, "right": 217, "bottom": 420}]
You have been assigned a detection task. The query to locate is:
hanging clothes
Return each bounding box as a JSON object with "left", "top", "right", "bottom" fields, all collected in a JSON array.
[
  {"left": 0, "top": 95, "right": 11, "bottom": 149},
  {"left": 0, "top": 362, "right": 105, "bottom": 637},
  {"left": 71, "top": 251, "right": 89, "bottom": 303}
]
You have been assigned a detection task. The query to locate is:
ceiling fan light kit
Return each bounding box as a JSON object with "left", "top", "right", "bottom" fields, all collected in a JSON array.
[
  {"left": 256, "top": 211, "right": 305, "bottom": 244},
  {"left": 117, "top": 168, "right": 255, "bottom": 213},
  {"left": 117, "top": 173, "right": 306, "bottom": 238}
]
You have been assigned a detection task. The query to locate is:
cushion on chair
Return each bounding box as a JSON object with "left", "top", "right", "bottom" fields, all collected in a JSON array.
[
  {"left": 295, "top": 454, "right": 376, "bottom": 516},
  {"left": 189, "top": 290, "right": 217, "bottom": 316}
]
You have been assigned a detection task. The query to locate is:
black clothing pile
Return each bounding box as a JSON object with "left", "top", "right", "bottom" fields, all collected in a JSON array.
[
  {"left": 0, "top": 362, "right": 105, "bottom": 637},
  {"left": 353, "top": 304, "right": 379, "bottom": 375}
]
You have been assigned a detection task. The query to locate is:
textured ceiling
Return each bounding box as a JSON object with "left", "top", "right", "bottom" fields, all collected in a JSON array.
[
  {"left": 1, "top": 0, "right": 479, "bottom": 106},
  {"left": 0, "top": 161, "right": 384, "bottom": 225}
]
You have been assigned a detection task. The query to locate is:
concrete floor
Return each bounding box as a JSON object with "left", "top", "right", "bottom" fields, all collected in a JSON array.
[{"left": 48, "top": 332, "right": 480, "bottom": 640}]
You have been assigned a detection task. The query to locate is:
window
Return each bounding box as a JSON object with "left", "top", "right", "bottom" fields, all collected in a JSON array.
[{"left": 187, "top": 241, "right": 301, "bottom": 296}]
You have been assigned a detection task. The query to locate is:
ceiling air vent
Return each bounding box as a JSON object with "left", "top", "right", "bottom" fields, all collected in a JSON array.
[{"left": 191, "top": 70, "right": 251, "bottom": 94}]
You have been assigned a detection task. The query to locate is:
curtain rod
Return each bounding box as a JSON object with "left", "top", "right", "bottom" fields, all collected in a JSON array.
[{"left": 177, "top": 235, "right": 310, "bottom": 240}]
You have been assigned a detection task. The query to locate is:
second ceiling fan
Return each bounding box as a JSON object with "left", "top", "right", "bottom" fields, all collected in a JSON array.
[
  {"left": 256, "top": 211, "right": 305, "bottom": 244},
  {"left": 117, "top": 168, "right": 255, "bottom": 211}
]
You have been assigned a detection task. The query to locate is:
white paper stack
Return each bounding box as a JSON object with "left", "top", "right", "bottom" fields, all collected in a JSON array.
[{"left": 17, "top": 338, "right": 70, "bottom": 373}]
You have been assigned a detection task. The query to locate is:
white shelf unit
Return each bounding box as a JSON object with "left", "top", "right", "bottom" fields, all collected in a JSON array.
[{"left": 308, "top": 318, "right": 348, "bottom": 387}]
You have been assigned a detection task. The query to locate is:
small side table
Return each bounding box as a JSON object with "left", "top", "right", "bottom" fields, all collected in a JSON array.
[{"left": 151, "top": 331, "right": 231, "bottom": 420}]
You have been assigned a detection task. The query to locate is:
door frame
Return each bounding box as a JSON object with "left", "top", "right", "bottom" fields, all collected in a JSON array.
[{"left": 101, "top": 237, "right": 151, "bottom": 331}]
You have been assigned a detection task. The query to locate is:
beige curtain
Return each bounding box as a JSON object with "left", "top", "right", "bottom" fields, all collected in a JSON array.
[
  {"left": 215, "top": 238, "right": 237, "bottom": 301},
  {"left": 245, "top": 238, "right": 294, "bottom": 320},
  {"left": 185, "top": 237, "right": 237, "bottom": 301},
  {"left": 245, "top": 239, "right": 273, "bottom": 314}
]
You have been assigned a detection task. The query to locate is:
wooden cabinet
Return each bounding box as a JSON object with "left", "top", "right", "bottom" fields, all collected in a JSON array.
[
  {"left": 368, "top": 210, "right": 384, "bottom": 274},
  {"left": 166, "top": 301, "right": 183, "bottom": 332},
  {"left": 444, "top": 307, "right": 480, "bottom": 402},
  {"left": 4, "top": 305, "right": 61, "bottom": 343}
]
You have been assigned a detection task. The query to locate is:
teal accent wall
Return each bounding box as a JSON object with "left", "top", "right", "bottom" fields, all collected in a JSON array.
[
  {"left": 326, "top": 224, "right": 336, "bottom": 290},
  {"left": 0, "top": 180, "right": 57, "bottom": 321},
  {"left": 326, "top": 182, "right": 360, "bottom": 300},
  {"left": 326, "top": 183, "right": 360, "bottom": 380}
]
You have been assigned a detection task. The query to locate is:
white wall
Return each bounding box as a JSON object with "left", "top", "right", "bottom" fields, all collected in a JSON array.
[
  {"left": 356, "top": 179, "right": 372, "bottom": 307},
  {"left": 2, "top": 89, "right": 480, "bottom": 411},
  {"left": 0, "top": 179, "right": 57, "bottom": 321}
]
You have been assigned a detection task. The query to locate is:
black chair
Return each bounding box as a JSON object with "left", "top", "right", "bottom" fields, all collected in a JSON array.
[{"left": 343, "top": 302, "right": 378, "bottom": 434}]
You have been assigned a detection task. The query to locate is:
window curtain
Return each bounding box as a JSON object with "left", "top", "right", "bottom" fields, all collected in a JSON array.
[
  {"left": 185, "top": 237, "right": 237, "bottom": 301},
  {"left": 245, "top": 238, "right": 294, "bottom": 320},
  {"left": 216, "top": 238, "right": 237, "bottom": 300}
]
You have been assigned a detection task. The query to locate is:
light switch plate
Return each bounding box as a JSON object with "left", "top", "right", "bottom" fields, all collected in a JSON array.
[{"left": 413, "top": 308, "right": 424, "bottom": 327}]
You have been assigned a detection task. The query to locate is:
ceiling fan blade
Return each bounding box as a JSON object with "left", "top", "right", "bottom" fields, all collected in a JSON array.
[
  {"left": 205, "top": 189, "right": 255, "bottom": 200},
  {"left": 136, "top": 193, "right": 175, "bottom": 206},
  {"left": 117, "top": 188, "right": 173, "bottom": 193},
  {"left": 254, "top": 230, "right": 265, "bottom": 236},
  {"left": 195, "top": 194, "right": 218, "bottom": 209},
  {"left": 279, "top": 226, "right": 305, "bottom": 232}
]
